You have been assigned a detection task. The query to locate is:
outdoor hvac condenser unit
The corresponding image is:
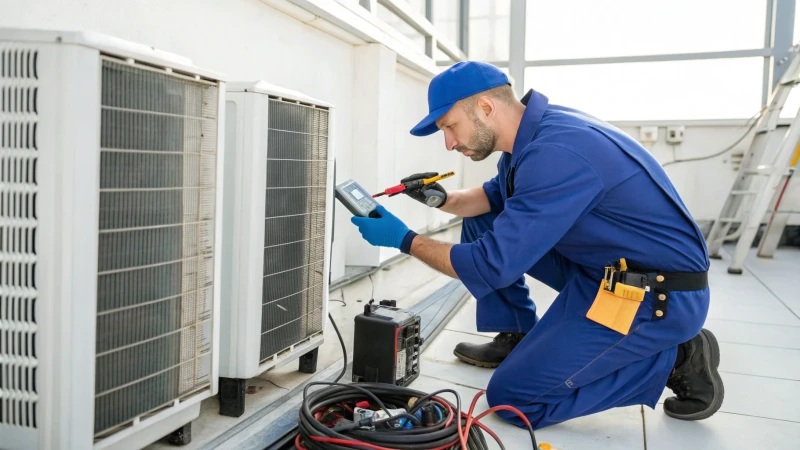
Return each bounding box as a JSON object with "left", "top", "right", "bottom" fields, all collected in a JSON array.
[
  {"left": 218, "top": 81, "right": 334, "bottom": 417},
  {"left": 0, "top": 29, "right": 225, "bottom": 450}
]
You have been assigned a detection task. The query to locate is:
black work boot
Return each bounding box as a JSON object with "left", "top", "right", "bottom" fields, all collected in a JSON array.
[
  {"left": 453, "top": 332, "right": 524, "bottom": 368},
  {"left": 664, "top": 328, "right": 725, "bottom": 420}
]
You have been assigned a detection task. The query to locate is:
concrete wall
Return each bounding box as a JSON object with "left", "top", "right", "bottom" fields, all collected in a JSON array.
[
  {"left": 615, "top": 122, "right": 749, "bottom": 222},
  {"left": 613, "top": 121, "right": 799, "bottom": 226}
]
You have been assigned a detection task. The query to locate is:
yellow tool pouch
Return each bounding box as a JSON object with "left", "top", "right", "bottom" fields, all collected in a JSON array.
[{"left": 585, "top": 259, "right": 647, "bottom": 335}]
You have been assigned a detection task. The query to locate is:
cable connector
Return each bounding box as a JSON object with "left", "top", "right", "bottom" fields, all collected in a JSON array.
[{"left": 331, "top": 416, "right": 373, "bottom": 433}]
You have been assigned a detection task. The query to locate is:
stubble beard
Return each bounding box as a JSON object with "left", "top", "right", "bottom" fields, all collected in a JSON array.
[{"left": 458, "top": 116, "right": 497, "bottom": 161}]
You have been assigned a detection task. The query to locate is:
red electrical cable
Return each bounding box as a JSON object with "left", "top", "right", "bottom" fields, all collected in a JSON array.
[
  {"left": 458, "top": 390, "right": 484, "bottom": 448},
  {"left": 463, "top": 390, "right": 483, "bottom": 434},
  {"left": 474, "top": 405, "right": 533, "bottom": 428},
  {"left": 426, "top": 420, "right": 503, "bottom": 450},
  {"left": 457, "top": 390, "right": 535, "bottom": 450}
]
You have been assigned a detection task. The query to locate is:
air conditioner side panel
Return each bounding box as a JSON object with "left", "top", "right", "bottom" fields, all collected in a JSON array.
[
  {"left": 219, "top": 90, "right": 268, "bottom": 379},
  {"left": 219, "top": 92, "right": 244, "bottom": 378},
  {"left": 36, "top": 42, "right": 101, "bottom": 450},
  {"left": 0, "top": 38, "right": 46, "bottom": 450},
  {"left": 0, "top": 40, "right": 103, "bottom": 450}
]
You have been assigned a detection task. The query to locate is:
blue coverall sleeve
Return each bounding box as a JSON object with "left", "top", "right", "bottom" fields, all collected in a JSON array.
[
  {"left": 451, "top": 145, "right": 606, "bottom": 299},
  {"left": 482, "top": 174, "right": 505, "bottom": 214}
]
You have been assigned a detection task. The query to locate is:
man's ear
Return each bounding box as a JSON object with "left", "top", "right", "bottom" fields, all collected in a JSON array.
[{"left": 476, "top": 96, "right": 495, "bottom": 118}]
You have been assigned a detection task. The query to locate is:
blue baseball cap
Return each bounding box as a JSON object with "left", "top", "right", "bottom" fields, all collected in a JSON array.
[{"left": 410, "top": 61, "right": 510, "bottom": 137}]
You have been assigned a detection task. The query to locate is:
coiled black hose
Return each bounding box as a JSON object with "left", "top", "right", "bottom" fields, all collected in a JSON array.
[
  {"left": 285, "top": 314, "right": 537, "bottom": 450},
  {"left": 296, "top": 382, "right": 497, "bottom": 450}
]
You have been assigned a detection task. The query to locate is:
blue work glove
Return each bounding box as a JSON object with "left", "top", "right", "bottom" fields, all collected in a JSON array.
[{"left": 351, "top": 205, "right": 413, "bottom": 250}]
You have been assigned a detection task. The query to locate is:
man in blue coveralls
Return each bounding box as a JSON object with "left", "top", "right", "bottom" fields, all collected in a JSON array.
[{"left": 350, "top": 61, "right": 724, "bottom": 428}]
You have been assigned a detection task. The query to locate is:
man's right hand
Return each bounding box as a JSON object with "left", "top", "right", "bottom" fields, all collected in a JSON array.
[{"left": 399, "top": 172, "right": 448, "bottom": 208}]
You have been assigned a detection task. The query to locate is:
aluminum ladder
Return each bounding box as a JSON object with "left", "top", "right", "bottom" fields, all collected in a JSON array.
[
  {"left": 706, "top": 45, "right": 800, "bottom": 273},
  {"left": 756, "top": 146, "right": 800, "bottom": 258}
]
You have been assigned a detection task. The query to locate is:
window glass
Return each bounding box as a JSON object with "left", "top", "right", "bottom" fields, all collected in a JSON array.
[
  {"left": 433, "top": 0, "right": 460, "bottom": 48},
  {"left": 795, "top": 3, "right": 800, "bottom": 44},
  {"left": 469, "top": 0, "right": 510, "bottom": 61},
  {"left": 780, "top": 87, "right": 800, "bottom": 119},
  {"left": 526, "top": 0, "right": 766, "bottom": 60},
  {"left": 780, "top": 4, "right": 799, "bottom": 120},
  {"left": 524, "top": 58, "right": 764, "bottom": 120}
]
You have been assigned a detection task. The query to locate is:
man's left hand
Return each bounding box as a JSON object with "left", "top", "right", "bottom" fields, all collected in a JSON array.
[
  {"left": 399, "top": 172, "right": 448, "bottom": 208},
  {"left": 351, "top": 205, "right": 411, "bottom": 249}
]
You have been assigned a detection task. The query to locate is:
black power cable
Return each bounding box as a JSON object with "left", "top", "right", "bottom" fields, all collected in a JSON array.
[
  {"left": 328, "top": 312, "right": 347, "bottom": 384},
  {"left": 296, "top": 382, "right": 506, "bottom": 450}
]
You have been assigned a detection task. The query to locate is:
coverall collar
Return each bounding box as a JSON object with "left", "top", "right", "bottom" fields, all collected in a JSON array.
[{"left": 511, "top": 89, "right": 549, "bottom": 165}]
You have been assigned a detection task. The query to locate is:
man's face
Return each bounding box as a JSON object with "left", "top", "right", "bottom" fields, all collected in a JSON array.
[{"left": 435, "top": 102, "right": 497, "bottom": 161}]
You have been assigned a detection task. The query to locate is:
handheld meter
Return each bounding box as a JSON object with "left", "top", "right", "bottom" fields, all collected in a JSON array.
[{"left": 335, "top": 179, "right": 380, "bottom": 218}]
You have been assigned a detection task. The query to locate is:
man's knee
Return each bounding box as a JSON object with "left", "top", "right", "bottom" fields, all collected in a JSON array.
[
  {"left": 461, "top": 212, "right": 499, "bottom": 243},
  {"left": 486, "top": 373, "right": 513, "bottom": 410},
  {"left": 486, "top": 372, "right": 549, "bottom": 429}
]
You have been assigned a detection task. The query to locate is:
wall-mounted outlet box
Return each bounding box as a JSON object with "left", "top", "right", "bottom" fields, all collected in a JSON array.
[
  {"left": 666, "top": 125, "right": 685, "bottom": 144},
  {"left": 639, "top": 126, "right": 659, "bottom": 143},
  {"left": 730, "top": 149, "right": 745, "bottom": 171}
]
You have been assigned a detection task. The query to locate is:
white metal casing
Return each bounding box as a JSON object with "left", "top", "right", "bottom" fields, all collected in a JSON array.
[
  {"left": 220, "top": 81, "right": 334, "bottom": 379},
  {"left": 0, "top": 28, "right": 226, "bottom": 450}
]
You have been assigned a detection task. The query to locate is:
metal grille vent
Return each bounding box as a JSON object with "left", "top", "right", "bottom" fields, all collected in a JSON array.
[
  {"left": 0, "top": 44, "right": 39, "bottom": 429},
  {"left": 260, "top": 99, "right": 328, "bottom": 361},
  {"left": 94, "top": 58, "right": 217, "bottom": 435}
]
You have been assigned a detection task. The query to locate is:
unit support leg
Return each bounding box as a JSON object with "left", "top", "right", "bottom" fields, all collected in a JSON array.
[
  {"left": 219, "top": 377, "right": 246, "bottom": 417},
  {"left": 167, "top": 423, "right": 192, "bottom": 446},
  {"left": 299, "top": 347, "right": 319, "bottom": 374}
]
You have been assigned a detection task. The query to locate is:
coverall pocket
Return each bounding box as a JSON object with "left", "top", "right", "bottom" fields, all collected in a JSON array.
[{"left": 585, "top": 281, "right": 643, "bottom": 335}]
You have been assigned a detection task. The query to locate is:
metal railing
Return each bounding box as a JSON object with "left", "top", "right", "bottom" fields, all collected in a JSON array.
[{"left": 359, "top": 0, "right": 467, "bottom": 61}]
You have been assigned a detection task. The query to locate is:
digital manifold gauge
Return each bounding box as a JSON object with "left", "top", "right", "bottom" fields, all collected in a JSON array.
[{"left": 335, "top": 179, "right": 381, "bottom": 218}]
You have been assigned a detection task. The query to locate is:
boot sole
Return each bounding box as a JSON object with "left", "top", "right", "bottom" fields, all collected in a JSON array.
[
  {"left": 453, "top": 350, "right": 501, "bottom": 368},
  {"left": 665, "top": 328, "right": 725, "bottom": 421}
]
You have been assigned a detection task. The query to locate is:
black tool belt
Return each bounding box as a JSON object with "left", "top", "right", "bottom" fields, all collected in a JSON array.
[
  {"left": 622, "top": 261, "right": 708, "bottom": 321},
  {"left": 604, "top": 259, "right": 708, "bottom": 320}
]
